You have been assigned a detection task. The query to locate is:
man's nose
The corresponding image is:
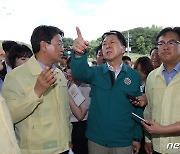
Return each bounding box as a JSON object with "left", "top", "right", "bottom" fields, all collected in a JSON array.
[{"left": 105, "top": 44, "right": 110, "bottom": 49}]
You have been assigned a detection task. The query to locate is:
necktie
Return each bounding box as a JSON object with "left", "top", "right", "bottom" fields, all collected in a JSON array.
[{"left": 109, "top": 70, "right": 115, "bottom": 86}]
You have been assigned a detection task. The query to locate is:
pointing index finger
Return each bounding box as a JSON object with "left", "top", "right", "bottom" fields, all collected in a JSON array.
[{"left": 76, "top": 26, "right": 83, "bottom": 38}]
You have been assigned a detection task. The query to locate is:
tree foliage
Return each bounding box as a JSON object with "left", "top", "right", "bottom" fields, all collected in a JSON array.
[
  {"left": 88, "top": 38, "right": 102, "bottom": 58},
  {"left": 88, "top": 25, "right": 162, "bottom": 57},
  {"left": 1, "top": 25, "right": 162, "bottom": 58},
  {"left": 136, "top": 36, "right": 147, "bottom": 54},
  {"left": 63, "top": 37, "right": 73, "bottom": 50},
  {"left": 122, "top": 25, "right": 162, "bottom": 55}
]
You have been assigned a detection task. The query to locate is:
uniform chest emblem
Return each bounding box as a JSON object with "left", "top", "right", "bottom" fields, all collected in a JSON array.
[{"left": 124, "top": 78, "right": 131, "bottom": 85}]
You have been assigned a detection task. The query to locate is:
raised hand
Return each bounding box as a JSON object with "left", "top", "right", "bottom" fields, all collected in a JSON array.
[
  {"left": 73, "top": 26, "right": 89, "bottom": 56},
  {"left": 34, "top": 66, "right": 57, "bottom": 97}
]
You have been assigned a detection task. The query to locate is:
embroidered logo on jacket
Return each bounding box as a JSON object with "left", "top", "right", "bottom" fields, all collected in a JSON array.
[{"left": 124, "top": 78, "right": 131, "bottom": 85}]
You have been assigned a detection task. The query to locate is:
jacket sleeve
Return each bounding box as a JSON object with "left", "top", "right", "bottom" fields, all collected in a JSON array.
[
  {"left": 144, "top": 75, "right": 153, "bottom": 143},
  {"left": 133, "top": 72, "right": 143, "bottom": 141},
  {"left": 71, "top": 52, "right": 94, "bottom": 84},
  {"left": 144, "top": 102, "right": 152, "bottom": 143},
  {"left": 133, "top": 107, "right": 143, "bottom": 141},
  {"left": 1, "top": 74, "right": 43, "bottom": 124}
]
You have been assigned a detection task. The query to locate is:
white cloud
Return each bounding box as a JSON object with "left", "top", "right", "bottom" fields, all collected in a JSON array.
[{"left": 0, "top": 0, "right": 179, "bottom": 44}]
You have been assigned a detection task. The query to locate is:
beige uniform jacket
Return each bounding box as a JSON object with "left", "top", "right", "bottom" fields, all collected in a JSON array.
[
  {"left": 2, "top": 56, "right": 71, "bottom": 154},
  {"left": 0, "top": 94, "right": 21, "bottom": 154},
  {"left": 144, "top": 65, "right": 180, "bottom": 154}
]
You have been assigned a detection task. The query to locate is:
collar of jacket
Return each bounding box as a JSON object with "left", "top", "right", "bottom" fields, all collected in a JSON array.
[
  {"left": 153, "top": 64, "right": 164, "bottom": 78},
  {"left": 102, "top": 62, "right": 128, "bottom": 74},
  {"left": 27, "top": 55, "right": 60, "bottom": 76}
]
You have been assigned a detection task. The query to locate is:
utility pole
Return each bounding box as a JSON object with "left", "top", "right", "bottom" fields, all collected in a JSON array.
[{"left": 127, "top": 31, "right": 130, "bottom": 56}]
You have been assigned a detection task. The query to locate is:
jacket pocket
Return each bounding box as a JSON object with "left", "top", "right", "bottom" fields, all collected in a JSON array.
[{"left": 29, "top": 118, "right": 57, "bottom": 149}]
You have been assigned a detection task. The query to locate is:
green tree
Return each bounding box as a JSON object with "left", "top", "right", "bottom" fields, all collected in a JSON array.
[
  {"left": 63, "top": 37, "right": 73, "bottom": 50},
  {"left": 122, "top": 26, "right": 162, "bottom": 54},
  {"left": 88, "top": 37, "right": 102, "bottom": 58},
  {"left": 136, "top": 36, "right": 147, "bottom": 54}
]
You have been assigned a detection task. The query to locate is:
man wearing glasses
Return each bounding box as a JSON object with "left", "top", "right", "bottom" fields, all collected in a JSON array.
[
  {"left": 71, "top": 27, "right": 143, "bottom": 154},
  {"left": 2, "top": 25, "right": 71, "bottom": 154},
  {"left": 143, "top": 27, "right": 180, "bottom": 154}
]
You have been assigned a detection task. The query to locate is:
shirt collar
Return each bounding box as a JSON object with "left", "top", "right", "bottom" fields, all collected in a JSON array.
[
  {"left": 4, "top": 60, "right": 12, "bottom": 72},
  {"left": 107, "top": 62, "right": 123, "bottom": 79},
  {"left": 0, "top": 78, "right": 3, "bottom": 91},
  {"left": 162, "top": 62, "right": 180, "bottom": 73},
  {"left": 38, "top": 61, "right": 56, "bottom": 70},
  {"left": 107, "top": 62, "right": 123, "bottom": 72}
]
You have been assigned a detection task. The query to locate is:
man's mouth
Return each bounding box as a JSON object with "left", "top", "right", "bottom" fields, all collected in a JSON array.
[{"left": 106, "top": 51, "right": 112, "bottom": 55}]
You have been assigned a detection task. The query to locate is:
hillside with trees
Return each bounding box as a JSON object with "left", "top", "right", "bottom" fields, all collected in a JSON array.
[
  {"left": 87, "top": 25, "right": 162, "bottom": 58},
  {"left": 1, "top": 25, "right": 162, "bottom": 59}
]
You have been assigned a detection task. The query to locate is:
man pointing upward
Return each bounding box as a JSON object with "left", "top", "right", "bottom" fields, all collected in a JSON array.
[{"left": 71, "top": 27, "right": 144, "bottom": 154}]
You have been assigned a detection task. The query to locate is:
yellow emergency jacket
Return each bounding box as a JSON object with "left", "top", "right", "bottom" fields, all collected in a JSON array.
[{"left": 2, "top": 56, "right": 71, "bottom": 154}]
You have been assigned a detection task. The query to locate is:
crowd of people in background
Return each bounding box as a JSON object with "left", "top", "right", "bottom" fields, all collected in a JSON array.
[{"left": 0, "top": 26, "right": 179, "bottom": 154}]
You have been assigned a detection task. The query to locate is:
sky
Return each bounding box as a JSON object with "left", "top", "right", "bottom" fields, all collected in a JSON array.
[{"left": 0, "top": 0, "right": 179, "bottom": 44}]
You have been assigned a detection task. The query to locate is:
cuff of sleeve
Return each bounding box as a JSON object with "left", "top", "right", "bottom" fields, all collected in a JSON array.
[
  {"left": 145, "top": 135, "right": 152, "bottom": 143},
  {"left": 72, "top": 50, "right": 87, "bottom": 59},
  {"left": 133, "top": 138, "right": 141, "bottom": 142},
  {"left": 26, "top": 86, "right": 43, "bottom": 103}
]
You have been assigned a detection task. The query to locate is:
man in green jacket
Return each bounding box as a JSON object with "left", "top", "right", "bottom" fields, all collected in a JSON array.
[
  {"left": 71, "top": 27, "right": 143, "bottom": 154},
  {"left": 2, "top": 25, "right": 71, "bottom": 154}
]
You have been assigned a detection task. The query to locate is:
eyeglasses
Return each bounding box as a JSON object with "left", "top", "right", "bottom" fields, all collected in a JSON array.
[
  {"left": 46, "top": 41, "right": 64, "bottom": 48},
  {"left": 157, "top": 40, "right": 180, "bottom": 47}
]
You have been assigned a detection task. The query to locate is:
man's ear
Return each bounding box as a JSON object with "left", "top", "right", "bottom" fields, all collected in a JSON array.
[
  {"left": 121, "top": 46, "right": 126, "bottom": 54},
  {"left": 40, "top": 41, "right": 47, "bottom": 52}
]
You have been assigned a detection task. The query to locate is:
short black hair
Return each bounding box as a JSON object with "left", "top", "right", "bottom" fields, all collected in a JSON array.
[
  {"left": 30, "top": 25, "right": 64, "bottom": 54},
  {"left": 102, "top": 30, "right": 127, "bottom": 47},
  {"left": 9, "top": 44, "right": 33, "bottom": 69},
  {"left": 95, "top": 43, "right": 102, "bottom": 55},
  {"left": 150, "top": 47, "right": 158, "bottom": 56},
  {"left": 122, "top": 55, "right": 131, "bottom": 62},
  {"left": 2, "top": 40, "right": 17, "bottom": 53},
  {"left": 134, "top": 56, "right": 154, "bottom": 76},
  {"left": 156, "top": 27, "right": 180, "bottom": 42}
]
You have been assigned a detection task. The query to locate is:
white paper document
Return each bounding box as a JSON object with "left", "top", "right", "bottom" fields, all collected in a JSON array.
[{"left": 68, "top": 83, "right": 85, "bottom": 106}]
